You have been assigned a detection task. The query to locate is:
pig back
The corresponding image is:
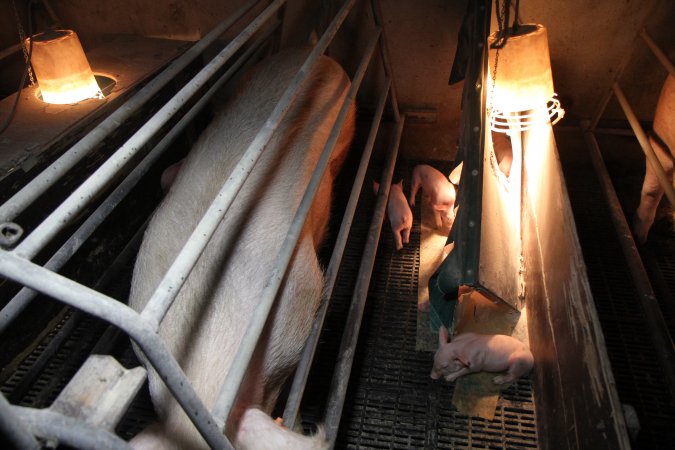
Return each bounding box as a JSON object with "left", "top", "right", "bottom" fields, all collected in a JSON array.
[{"left": 128, "top": 47, "right": 355, "bottom": 433}]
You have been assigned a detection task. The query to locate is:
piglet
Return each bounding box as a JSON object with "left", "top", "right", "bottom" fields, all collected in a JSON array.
[
  {"left": 374, "top": 180, "right": 413, "bottom": 250},
  {"left": 633, "top": 74, "right": 675, "bottom": 244},
  {"left": 409, "top": 164, "right": 456, "bottom": 229},
  {"left": 431, "top": 326, "right": 533, "bottom": 385}
]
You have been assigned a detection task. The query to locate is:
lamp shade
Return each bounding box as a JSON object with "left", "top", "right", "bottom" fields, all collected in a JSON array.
[
  {"left": 27, "top": 30, "right": 102, "bottom": 105},
  {"left": 488, "top": 24, "right": 554, "bottom": 113}
]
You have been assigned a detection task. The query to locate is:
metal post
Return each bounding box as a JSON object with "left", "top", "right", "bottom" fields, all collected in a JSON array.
[
  {"left": 0, "top": 0, "right": 263, "bottom": 227},
  {"left": 612, "top": 82, "right": 675, "bottom": 207},
  {"left": 282, "top": 30, "right": 386, "bottom": 428},
  {"left": 324, "top": 116, "right": 406, "bottom": 447}
]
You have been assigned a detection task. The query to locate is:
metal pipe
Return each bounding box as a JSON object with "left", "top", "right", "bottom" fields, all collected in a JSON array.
[
  {"left": 640, "top": 28, "right": 675, "bottom": 77},
  {"left": 12, "top": 0, "right": 284, "bottom": 260},
  {"left": 582, "top": 122, "right": 675, "bottom": 402},
  {"left": 0, "top": 23, "right": 276, "bottom": 334},
  {"left": 141, "top": 0, "right": 358, "bottom": 329},
  {"left": 210, "top": 1, "right": 359, "bottom": 425},
  {"left": 282, "top": 33, "right": 385, "bottom": 429},
  {"left": 12, "top": 406, "right": 130, "bottom": 450},
  {"left": 324, "top": 116, "right": 406, "bottom": 446},
  {"left": 0, "top": 0, "right": 263, "bottom": 228},
  {"left": 370, "top": 0, "right": 401, "bottom": 122},
  {"left": 0, "top": 250, "right": 234, "bottom": 449},
  {"left": 0, "top": 393, "right": 40, "bottom": 450},
  {"left": 612, "top": 82, "right": 675, "bottom": 207}
]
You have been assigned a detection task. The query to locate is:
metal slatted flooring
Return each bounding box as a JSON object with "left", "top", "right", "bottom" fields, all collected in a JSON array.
[{"left": 304, "top": 157, "right": 539, "bottom": 449}]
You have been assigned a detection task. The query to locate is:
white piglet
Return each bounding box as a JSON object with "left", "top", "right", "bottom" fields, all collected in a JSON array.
[
  {"left": 373, "top": 180, "right": 413, "bottom": 251},
  {"left": 431, "top": 326, "right": 533, "bottom": 385},
  {"left": 128, "top": 48, "right": 355, "bottom": 450},
  {"left": 409, "top": 164, "right": 456, "bottom": 229}
]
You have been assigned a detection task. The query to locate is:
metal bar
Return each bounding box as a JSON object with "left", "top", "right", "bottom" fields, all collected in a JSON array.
[
  {"left": 0, "top": 250, "right": 234, "bottom": 449},
  {"left": 370, "top": 0, "right": 401, "bottom": 122},
  {"left": 12, "top": 406, "right": 130, "bottom": 450},
  {"left": 0, "top": 0, "right": 263, "bottom": 227},
  {"left": 640, "top": 28, "right": 675, "bottom": 77},
  {"left": 0, "top": 23, "right": 276, "bottom": 334},
  {"left": 612, "top": 82, "right": 675, "bottom": 207},
  {"left": 211, "top": 0, "right": 359, "bottom": 424},
  {"left": 141, "top": 0, "right": 358, "bottom": 329},
  {"left": 282, "top": 32, "right": 385, "bottom": 429},
  {"left": 12, "top": 0, "right": 284, "bottom": 260},
  {"left": 0, "top": 393, "right": 40, "bottom": 450},
  {"left": 0, "top": 42, "right": 21, "bottom": 61},
  {"left": 324, "top": 116, "right": 406, "bottom": 446},
  {"left": 581, "top": 122, "right": 675, "bottom": 402}
]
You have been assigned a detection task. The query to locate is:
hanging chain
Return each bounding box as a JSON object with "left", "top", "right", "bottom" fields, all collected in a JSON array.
[
  {"left": 12, "top": 0, "right": 36, "bottom": 86},
  {"left": 488, "top": 0, "right": 508, "bottom": 114}
]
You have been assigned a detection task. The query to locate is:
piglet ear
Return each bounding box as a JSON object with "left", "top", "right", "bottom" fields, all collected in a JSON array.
[
  {"left": 373, "top": 181, "right": 380, "bottom": 195},
  {"left": 430, "top": 371, "right": 440, "bottom": 380},
  {"left": 439, "top": 326, "right": 449, "bottom": 346}
]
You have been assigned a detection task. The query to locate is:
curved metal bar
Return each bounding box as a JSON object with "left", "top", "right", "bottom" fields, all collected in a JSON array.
[
  {"left": 12, "top": 0, "right": 285, "bottom": 260},
  {"left": 210, "top": 0, "right": 360, "bottom": 424},
  {"left": 0, "top": 0, "right": 262, "bottom": 225},
  {"left": 324, "top": 116, "right": 406, "bottom": 447},
  {"left": 0, "top": 250, "right": 234, "bottom": 450}
]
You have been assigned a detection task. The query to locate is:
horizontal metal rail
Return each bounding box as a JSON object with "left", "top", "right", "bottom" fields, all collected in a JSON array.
[
  {"left": 582, "top": 123, "right": 675, "bottom": 402},
  {"left": 210, "top": 0, "right": 360, "bottom": 425},
  {"left": 0, "top": 250, "right": 234, "bottom": 449},
  {"left": 0, "top": 393, "right": 40, "bottom": 450},
  {"left": 324, "top": 115, "right": 406, "bottom": 447},
  {"left": 0, "top": 0, "right": 262, "bottom": 228},
  {"left": 0, "top": 22, "right": 276, "bottom": 335},
  {"left": 12, "top": 0, "right": 284, "bottom": 260},
  {"left": 282, "top": 31, "right": 386, "bottom": 430},
  {"left": 12, "top": 406, "right": 131, "bottom": 450},
  {"left": 612, "top": 82, "right": 675, "bottom": 207}
]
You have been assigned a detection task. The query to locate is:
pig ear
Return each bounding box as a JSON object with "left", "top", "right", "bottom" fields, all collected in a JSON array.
[
  {"left": 373, "top": 180, "right": 380, "bottom": 194},
  {"left": 439, "top": 326, "right": 449, "bottom": 346}
]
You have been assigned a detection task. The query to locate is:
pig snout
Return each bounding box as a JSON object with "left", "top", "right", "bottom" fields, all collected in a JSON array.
[
  {"left": 431, "top": 326, "right": 533, "bottom": 385},
  {"left": 410, "top": 164, "right": 456, "bottom": 229},
  {"left": 128, "top": 48, "right": 355, "bottom": 450},
  {"left": 633, "top": 74, "right": 675, "bottom": 245}
]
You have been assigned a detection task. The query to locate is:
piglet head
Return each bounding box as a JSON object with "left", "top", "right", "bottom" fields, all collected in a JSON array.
[{"left": 431, "top": 326, "right": 465, "bottom": 380}]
